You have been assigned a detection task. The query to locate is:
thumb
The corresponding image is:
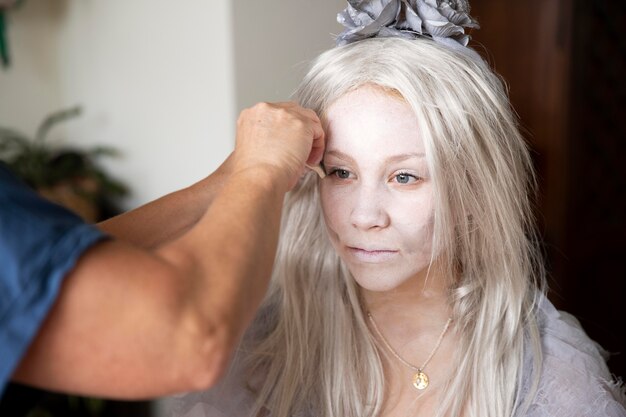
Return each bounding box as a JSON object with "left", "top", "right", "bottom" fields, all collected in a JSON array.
[{"left": 306, "top": 126, "right": 326, "bottom": 166}]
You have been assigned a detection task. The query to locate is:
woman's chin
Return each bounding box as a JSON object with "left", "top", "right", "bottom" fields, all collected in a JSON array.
[{"left": 350, "top": 271, "right": 413, "bottom": 293}]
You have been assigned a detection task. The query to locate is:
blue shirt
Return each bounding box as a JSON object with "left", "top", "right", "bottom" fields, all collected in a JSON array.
[{"left": 0, "top": 163, "right": 107, "bottom": 395}]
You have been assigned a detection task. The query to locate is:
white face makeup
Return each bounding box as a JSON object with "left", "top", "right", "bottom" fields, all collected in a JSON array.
[{"left": 320, "top": 86, "right": 436, "bottom": 293}]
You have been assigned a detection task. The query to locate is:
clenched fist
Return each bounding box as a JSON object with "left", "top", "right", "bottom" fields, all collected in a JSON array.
[{"left": 233, "top": 102, "right": 325, "bottom": 190}]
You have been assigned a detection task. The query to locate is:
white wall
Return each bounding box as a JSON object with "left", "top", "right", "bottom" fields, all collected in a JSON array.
[
  {"left": 0, "top": 0, "right": 344, "bottom": 211},
  {"left": 1, "top": 0, "right": 236, "bottom": 209},
  {"left": 0, "top": 1, "right": 63, "bottom": 135},
  {"left": 55, "top": 0, "right": 237, "bottom": 209},
  {"left": 233, "top": 0, "right": 344, "bottom": 110}
]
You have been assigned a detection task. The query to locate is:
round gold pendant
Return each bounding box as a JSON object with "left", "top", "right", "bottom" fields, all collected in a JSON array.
[{"left": 412, "top": 371, "right": 429, "bottom": 390}]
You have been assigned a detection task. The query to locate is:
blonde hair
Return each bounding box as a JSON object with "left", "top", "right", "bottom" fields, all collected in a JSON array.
[{"left": 245, "top": 37, "right": 545, "bottom": 417}]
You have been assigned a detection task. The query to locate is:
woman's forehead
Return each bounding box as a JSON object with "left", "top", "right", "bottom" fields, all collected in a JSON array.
[{"left": 324, "top": 86, "right": 425, "bottom": 158}]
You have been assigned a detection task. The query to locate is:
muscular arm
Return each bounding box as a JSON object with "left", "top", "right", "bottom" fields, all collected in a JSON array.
[
  {"left": 97, "top": 154, "right": 233, "bottom": 249},
  {"left": 11, "top": 103, "right": 324, "bottom": 399}
]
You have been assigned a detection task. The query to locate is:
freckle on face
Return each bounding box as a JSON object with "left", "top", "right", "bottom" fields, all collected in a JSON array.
[{"left": 319, "top": 86, "right": 437, "bottom": 293}]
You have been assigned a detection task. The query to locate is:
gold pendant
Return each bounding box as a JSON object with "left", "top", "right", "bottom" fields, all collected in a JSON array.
[{"left": 412, "top": 371, "right": 429, "bottom": 390}]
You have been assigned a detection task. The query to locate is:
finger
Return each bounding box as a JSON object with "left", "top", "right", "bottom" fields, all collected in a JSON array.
[
  {"left": 306, "top": 163, "right": 326, "bottom": 179},
  {"left": 296, "top": 107, "right": 324, "bottom": 126},
  {"left": 306, "top": 122, "right": 326, "bottom": 166},
  {"left": 270, "top": 101, "right": 299, "bottom": 109},
  {"left": 307, "top": 142, "right": 325, "bottom": 166}
]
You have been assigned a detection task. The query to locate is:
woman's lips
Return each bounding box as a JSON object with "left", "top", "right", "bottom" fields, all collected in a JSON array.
[{"left": 347, "top": 247, "right": 398, "bottom": 263}]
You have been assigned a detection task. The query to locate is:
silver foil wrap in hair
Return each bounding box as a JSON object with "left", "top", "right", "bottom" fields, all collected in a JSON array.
[{"left": 336, "top": 0, "right": 479, "bottom": 51}]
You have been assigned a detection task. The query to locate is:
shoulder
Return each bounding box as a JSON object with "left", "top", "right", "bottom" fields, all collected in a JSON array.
[
  {"left": 0, "top": 163, "right": 106, "bottom": 276},
  {"left": 520, "top": 295, "right": 626, "bottom": 417},
  {"left": 0, "top": 163, "right": 107, "bottom": 394}
]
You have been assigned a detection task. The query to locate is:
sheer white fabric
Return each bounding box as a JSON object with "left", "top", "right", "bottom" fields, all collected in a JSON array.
[
  {"left": 169, "top": 296, "right": 626, "bottom": 417},
  {"left": 515, "top": 296, "right": 626, "bottom": 417}
]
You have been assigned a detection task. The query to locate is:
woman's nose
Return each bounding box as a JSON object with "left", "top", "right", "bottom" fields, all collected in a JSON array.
[{"left": 349, "top": 186, "right": 390, "bottom": 230}]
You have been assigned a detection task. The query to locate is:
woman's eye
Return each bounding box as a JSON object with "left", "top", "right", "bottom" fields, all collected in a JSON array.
[
  {"left": 331, "top": 169, "right": 351, "bottom": 179},
  {"left": 394, "top": 173, "right": 418, "bottom": 184}
]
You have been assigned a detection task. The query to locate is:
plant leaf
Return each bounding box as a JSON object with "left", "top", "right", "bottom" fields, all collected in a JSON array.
[{"left": 35, "top": 106, "right": 82, "bottom": 144}]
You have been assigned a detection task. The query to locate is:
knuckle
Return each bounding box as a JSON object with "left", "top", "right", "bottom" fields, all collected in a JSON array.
[
  {"left": 255, "top": 102, "right": 271, "bottom": 111},
  {"left": 274, "top": 107, "right": 292, "bottom": 122},
  {"left": 291, "top": 118, "right": 306, "bottom": 129}
]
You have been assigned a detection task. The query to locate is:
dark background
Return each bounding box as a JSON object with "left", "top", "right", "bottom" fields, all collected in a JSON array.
[{"left": 471, "top": 0, "right": 625, "bottom": 379}]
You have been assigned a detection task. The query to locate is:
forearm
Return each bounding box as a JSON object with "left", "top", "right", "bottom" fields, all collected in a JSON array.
[
  {"left": 12, "top": 102, "right": 322, "bottom": 398},
  {"left": 160, "top": 166, "right": 288, "bottom": 344},
  {"left": 14, "top": 167, "right": 289, "bottom": 398},
  {"left": 97, "top": 186, "right": 206, "bottom": 249},
  {"left": 97, "top": 161, "right": 230, "bottom": 249}
]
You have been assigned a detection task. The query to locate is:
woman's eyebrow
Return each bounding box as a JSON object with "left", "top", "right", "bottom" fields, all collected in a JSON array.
[
  {"left": 385, "top": 152, "right": 425, "bottom": 163},
  {"left": 324, "top": 150, "right": 354, "bottom": 162},
  {"left": 324, "top": 150, "right": 425, "bottom": 163}
]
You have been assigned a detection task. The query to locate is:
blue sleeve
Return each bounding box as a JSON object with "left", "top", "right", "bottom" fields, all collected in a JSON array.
[{"left": 0, "top": 163, "right": 108, "bottom": 395}]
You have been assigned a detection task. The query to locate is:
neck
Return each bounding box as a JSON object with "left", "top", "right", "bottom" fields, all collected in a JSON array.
[
  {"left": 361, "top": 261, "right": 452, "bottom": 324},
  {"left": 359, "top": 261, "right": 458, "bottom": 403}
]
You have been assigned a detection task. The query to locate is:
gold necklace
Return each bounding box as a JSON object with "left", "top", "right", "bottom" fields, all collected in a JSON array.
[{"left": 367, "top": 313, "right": 452, "bottom": 391}]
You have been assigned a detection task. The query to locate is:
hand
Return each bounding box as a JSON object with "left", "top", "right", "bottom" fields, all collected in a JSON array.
[{"left": 233, "top": 102, "right": 325, "bottom": 190}]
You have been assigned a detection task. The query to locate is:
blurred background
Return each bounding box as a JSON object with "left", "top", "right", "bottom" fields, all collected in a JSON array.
[
  {"left": 0, "top": 0, "right": 623, "bottom": 416},
  {"left": 469, "top": 0, "right": 625, "bottom": 389}
]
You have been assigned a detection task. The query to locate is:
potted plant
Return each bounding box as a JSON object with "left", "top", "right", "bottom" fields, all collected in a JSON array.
[{"left": 0, "top": 106, "right": 129, "bottom": 222}]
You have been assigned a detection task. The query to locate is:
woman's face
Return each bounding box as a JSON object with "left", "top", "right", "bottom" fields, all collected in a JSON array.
[{"left": 320, "top": 86, "right": 436, "bottom": 292}]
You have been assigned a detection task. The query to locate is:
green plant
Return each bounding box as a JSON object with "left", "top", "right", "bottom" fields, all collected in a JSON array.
[
  {"left": 0, "top": 0, "right": 25, "bottom": 68},
  {"left": 0, "top": 106, "right": 129, "bottom": 220}
]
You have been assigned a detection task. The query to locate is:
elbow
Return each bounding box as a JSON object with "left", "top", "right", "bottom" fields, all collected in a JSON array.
[
  {"left": 187, "top": 339, "right": 233, "bottom": 392},
  {"left": 158, "top": 248, "right": 243, "bottom": 392},
  {"left": 178, "top": 314, "right": 239, "bottom": 392}
]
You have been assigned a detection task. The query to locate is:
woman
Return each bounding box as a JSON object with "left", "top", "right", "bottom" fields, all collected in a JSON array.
[{"left": 173, "top": 1, "right": 625, "bottom": 416}]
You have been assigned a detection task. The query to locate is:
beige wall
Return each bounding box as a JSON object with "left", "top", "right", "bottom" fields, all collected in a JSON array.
[
  {"left": 0, "top": 2, "right": 63, "bottom": 134},
  {"left": 0, "top": 0, "right": 343, "bottom": 209},
  {"left": 233, "top": 0, "right": 344, "bottom": 110}
]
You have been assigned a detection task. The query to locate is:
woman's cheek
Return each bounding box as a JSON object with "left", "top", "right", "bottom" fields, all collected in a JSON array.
[
  {"left": 320, "top": 184, "right": 341, "bottom": 228},
  {"left": 320, "top": 184, "right": 351, "bottom": 245}
]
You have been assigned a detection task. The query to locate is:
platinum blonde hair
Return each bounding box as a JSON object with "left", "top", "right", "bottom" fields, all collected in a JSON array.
[{"left": 245, "top": 37, "right": 545, "bottom": 417}]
